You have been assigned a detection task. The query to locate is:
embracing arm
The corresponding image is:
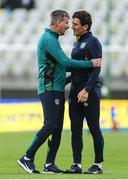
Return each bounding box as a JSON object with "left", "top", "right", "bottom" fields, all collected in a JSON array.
[{"left": 46, "top": 38, "right": 101, "bottom": 68}]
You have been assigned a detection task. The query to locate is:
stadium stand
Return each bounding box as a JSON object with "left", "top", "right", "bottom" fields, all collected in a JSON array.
[
  {"left": 0, "top": 0, "right": 128, "bottom": 98},
  {"left": 0, "top": 0, "right": 128, "bottom": 44}
]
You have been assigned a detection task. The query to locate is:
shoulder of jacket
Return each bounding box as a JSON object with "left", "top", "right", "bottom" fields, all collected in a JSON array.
[{"left": 88, "top": 35, "right": 100, "bottom": 44}]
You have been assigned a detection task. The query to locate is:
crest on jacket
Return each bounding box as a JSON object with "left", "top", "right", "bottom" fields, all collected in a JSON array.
[{"left": 80, "top": 42, "right": 86, "bottom": 49}]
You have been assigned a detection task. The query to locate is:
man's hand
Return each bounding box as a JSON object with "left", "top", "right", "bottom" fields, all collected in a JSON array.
[
  {"left": 77, "top": 89, "right": 89, "bottom": 103},
  {"left": 92, "top": 58, "right": 102, "bottom": 67}
]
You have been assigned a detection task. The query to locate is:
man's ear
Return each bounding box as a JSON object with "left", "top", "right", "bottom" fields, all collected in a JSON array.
[
  {"left": 56, "top": 19, "right": 61, "bottom": 25},
  {"left": 84, "top": 24, "right": 88, "bottom": 31}
]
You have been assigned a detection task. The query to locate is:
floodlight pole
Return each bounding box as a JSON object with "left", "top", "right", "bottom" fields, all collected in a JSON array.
[{"left": 104, "top": 0, "right": 112, "bottom": 99}]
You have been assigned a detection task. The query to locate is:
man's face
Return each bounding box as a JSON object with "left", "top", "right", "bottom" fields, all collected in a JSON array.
[
  {"left": 72, "top": 18, "right": 87, "bottom": 37},
  {"left": 57, "top": 16, "right": 69, "bottom": 35}
]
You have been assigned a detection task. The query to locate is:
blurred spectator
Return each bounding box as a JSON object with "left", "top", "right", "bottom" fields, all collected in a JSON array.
[
  {"left": 0, "top": 0, "right": 35, "bottom": 10},
  {"left": 111, "top": 106, "right": 118, "bottom": 131},
  {"left": 22, "top": 0, "right": 35, "bottom": 10}
]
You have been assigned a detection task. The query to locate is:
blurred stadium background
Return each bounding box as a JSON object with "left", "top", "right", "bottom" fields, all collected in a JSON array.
[
  {"left": 0, "top": 0, "right": 128, "bottom": 132},
  {"left": 0, "top": 0, "right": 128, "bottom": 99},
  {"left": 0, "top": 0, "right": 128, "bottom": 179}
]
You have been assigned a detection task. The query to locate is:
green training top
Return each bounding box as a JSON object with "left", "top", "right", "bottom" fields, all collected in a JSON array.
[{"left": 37, "top": 28, "right": 93, "bottom": 94}]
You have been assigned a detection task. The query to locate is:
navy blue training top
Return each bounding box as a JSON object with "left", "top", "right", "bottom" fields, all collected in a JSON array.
[{"left": 70, "top": 31, "right": 102, "bottom": 94}]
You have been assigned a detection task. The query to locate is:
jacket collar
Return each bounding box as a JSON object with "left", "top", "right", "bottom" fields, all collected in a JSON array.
[
  {"left": 78, "top": 31, "right": 92, "bottom": 41},
  {"left": 45, "top": 28, "right": 59, "bottom": 39}
]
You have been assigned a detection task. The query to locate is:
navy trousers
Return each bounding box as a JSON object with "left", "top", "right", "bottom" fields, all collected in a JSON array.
[
  {"left": 26, "top": 91, "right": 65, "bottom": 163},
  {"left": 69, "top": 90, "right": 104, "bottom": 164}
]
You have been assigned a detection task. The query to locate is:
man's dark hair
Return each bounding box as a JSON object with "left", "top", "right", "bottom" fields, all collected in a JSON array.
[
  {"left": 50, "top": 9, "right": 70, "bottom": 25},
  {"left": 72, "top": 10, "right": 92, "bottom": 31}
]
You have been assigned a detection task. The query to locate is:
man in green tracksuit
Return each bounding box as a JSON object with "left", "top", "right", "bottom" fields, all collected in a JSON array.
[{"left": 17, "top": 9, "right": 101, "bottom": 174}]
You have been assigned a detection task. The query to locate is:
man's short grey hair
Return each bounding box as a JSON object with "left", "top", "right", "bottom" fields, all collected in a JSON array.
[{"left": 50, "top": 9, "right": 70, "bottom": 25}]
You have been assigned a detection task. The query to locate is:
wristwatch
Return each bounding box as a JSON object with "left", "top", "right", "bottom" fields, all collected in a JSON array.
[{"left": 84, "top": 86, "right": 89, "bottom": 92}]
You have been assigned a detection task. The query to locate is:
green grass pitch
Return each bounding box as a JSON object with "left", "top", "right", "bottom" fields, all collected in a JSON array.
[{"left": 0, "top": 130, "right": 128, "bottom": 179}]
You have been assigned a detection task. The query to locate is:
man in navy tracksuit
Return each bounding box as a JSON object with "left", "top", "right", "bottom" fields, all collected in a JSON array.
[{"left": 65, "top": 11, "right": 104, "bottom": 174}]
